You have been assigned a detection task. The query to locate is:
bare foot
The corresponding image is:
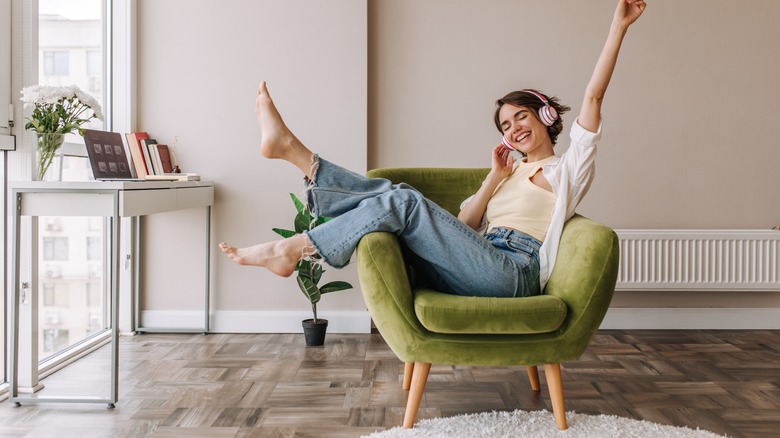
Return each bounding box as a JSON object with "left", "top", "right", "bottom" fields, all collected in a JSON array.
[
  {"left": 219, "top": 234, "right": 311, "bottom": 277},
  {"left": 255, "top": 81, "right": 314, "bottom": 174}
]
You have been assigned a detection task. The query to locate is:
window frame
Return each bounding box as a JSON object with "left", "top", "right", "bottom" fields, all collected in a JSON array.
[{"left": 1, "top": 0, "right": 135, "bottom": 394}]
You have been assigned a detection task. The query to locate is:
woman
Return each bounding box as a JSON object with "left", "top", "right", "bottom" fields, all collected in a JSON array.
[{"left": 220, "top": 0, "right": 646, "bottom": 297}]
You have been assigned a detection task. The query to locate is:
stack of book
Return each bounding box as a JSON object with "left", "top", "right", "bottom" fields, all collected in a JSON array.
[{"left": 125, "top": 132, "right": 200, "bottom": 181}]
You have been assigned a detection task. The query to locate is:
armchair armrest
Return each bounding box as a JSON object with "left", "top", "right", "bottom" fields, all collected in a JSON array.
[
  {"left": 544, "top": 215, "right": 620, "bottom": 342},
  {"left": 356, "top": 232, "right": 429, "bottom": 341}
]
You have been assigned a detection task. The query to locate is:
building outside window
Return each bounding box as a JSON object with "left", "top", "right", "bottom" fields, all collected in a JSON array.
[
  {"left": 42, "top": 50, "right": 69, "bottom": 76},
  {"left": 37, "top": 0, "right": 109, "bottom": 362},
  {"left": 42, "top": 236, "right": 69, "bottom": 261}
]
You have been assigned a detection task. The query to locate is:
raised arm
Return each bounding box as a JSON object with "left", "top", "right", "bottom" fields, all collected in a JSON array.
[{"left": 579, "top": 0, "right": 646, "bottom": 132}]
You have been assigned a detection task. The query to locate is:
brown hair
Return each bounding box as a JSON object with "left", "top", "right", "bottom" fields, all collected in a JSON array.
[{"left": 493, "top": 90, "right": 571, "bottom": 145}]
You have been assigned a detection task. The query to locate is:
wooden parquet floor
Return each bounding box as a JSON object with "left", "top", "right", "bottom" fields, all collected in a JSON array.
[{"left": 1, "top": 330, "right": 778, "bottom": 437}]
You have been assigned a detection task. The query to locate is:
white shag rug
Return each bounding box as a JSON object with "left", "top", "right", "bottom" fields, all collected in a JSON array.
[{"left": 362, "top": 410, "right": 726, "bottom": 438}]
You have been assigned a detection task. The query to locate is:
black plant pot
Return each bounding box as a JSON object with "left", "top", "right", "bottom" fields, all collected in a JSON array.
[{"left": 302, "top": 318, "right": 328, "bottom": 346}]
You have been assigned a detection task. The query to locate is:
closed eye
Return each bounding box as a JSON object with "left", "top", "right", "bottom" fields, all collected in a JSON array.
[{"left": 500, "top": 109, "right": 530, "bottom": 132}]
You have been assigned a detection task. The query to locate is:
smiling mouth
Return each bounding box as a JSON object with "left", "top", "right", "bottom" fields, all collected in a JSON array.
[{"left": 515, "top": 132, "right": 530, "bottom": 142}]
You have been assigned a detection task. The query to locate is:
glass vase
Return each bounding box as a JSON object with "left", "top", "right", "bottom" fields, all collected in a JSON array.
[{"left": 35, "top": 133, "right": 65, "bottom": 181}]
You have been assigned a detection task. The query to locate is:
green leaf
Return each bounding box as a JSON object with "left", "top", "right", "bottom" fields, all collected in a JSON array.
[
  {"left": 296, "top": 259, "right": 311, "bottom": 275},
  {"left": 320, "top": 281, "right": 353, "bottom": 294},
  {"left": 272, "top": 228, "right": 297, "bottom": 238},
  {"left": 289, "top": 193, "right": 305, "bottom": 214},
  {"left": 296, "top": 274, "right": 321, "bottom": 305},
  {"left": 311, "top": 263, "right": 323, "bottom": 284},
  {"left": 314, "top": 216, "right": 330, "bottom": 227},
  {"left": 294, "top": 211, "right": 312, "bottom": 233}
]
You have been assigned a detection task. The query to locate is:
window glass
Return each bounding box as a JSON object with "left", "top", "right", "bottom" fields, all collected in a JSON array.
[
  {"left": 37, "top": 0, "right": 109, "bottom": 363},
  {"left": 42, "top": 236, "right": 69, "bottom": 261},
  {"left": 43, "top": 51, "right": 69, "bottom": 75},
  {"left": 39, "top": 0, "right": 105, "bottom": 136}
]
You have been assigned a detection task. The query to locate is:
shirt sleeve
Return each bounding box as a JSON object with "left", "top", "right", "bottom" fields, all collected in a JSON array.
[{"left": 570, "top": 117, "right": 602, "bottom": 147}]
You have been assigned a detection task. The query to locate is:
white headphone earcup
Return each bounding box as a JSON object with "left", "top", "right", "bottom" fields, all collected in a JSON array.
[{"left": 539, "top": 105, "right": 558, "bottom": 126}]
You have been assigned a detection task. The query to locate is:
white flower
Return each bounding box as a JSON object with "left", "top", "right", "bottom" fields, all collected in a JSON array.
[
  {"left": 20, "top": 84, "right": 104, "bottom": 135},
  {"left": 74, "top": 87, "right": 104, "bottom": 120}
]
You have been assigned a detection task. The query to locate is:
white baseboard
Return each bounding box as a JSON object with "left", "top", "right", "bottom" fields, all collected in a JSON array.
[
  {"left": 139, "top": 310, "right": 372, "bottom": 333},
  {"left": 601, "top": 307, "right": 780, "bottom": 330},
  {"left": 141, "top": 308, "right": 780, "bottom": 333}
]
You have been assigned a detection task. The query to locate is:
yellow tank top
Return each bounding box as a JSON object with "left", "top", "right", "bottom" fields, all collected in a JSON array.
[{"left": 485, "top": 156, "right": 556, "bottom": 242}]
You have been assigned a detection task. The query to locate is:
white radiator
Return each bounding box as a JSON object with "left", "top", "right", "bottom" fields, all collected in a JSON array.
[{"left": 615, "top": 230, "right": 780, "bottom": 291}]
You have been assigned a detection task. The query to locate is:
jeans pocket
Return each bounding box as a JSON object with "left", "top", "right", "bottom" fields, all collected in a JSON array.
[{"left": 504, "top": 235, "right": 537, "bottom": 255}]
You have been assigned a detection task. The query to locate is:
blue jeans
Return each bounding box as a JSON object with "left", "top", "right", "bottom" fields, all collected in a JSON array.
[{"left": 304, "top": 157, "right": 542, "bottom": 298}]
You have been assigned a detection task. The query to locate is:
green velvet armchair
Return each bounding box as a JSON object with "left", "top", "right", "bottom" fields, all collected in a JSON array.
[{"left": 356, "top": 167, "right": 620, "bottom": 430}]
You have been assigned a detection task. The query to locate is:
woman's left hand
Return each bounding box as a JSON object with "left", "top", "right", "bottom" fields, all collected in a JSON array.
[{"left": 614, "top": 0, "right": 646, "bottom": 28}]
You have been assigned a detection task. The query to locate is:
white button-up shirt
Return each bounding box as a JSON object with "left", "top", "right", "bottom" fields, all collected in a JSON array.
[{"left": 538, "top": 119, "right": 602, "bottom": 290}]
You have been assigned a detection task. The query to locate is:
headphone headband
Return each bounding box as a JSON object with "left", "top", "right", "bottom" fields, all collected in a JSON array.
[
  {"left": 522, "top": 89, "right": 558, "bottom": 127},
  {"left": 522, "top": 89, "right": 549, "bottom": 105}
]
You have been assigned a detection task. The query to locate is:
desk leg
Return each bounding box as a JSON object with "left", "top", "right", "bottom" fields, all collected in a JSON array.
[
  {"left": 9, "top": 192, "right": 21, "bottom": 404},
  {"left": 109, "top": 197, "right": 120, "bottom": 408},
  {"left": 204, "top": 205, "right": 211, "bottom": 334},
  {"left": 10, "top": 193, "right": 44, "bottom": 405},
  {"left": 132, "top": 217, "right": 140, "bottom": 333}
]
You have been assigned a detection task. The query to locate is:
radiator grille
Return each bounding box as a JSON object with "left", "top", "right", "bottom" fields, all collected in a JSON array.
[{"left": 615, "top": 230, "right": 780, "bottom": 291}]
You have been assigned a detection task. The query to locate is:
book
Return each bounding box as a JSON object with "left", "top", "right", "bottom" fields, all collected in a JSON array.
[
  {"left": 125, "top": 132, "right": 150, "bottom": 177},
  {"left": 121, "top": 136, "right": 138, "bottom": 178},
  {"left": 155, "top": 144, "right": 175, "bottom": 174},
  {"left": 150, "top": 144, "right": 162, "bottom": 174},
  {"left": 140, "top": 138, "right": 158, "bottom": 174},
  {"left": 145, "top": 173, "right": 201, "bottom": 181}
]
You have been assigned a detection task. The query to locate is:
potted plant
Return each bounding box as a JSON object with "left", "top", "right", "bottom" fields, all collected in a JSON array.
[
  {"left": 20, "top": 85, "right": 103, "bottom": 180},
  {"left": 272, "top": 193, "right": 353, "bottom": 346}
]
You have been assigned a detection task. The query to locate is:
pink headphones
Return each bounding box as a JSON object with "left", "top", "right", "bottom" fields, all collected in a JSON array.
[{"left": 523, "top": 89, "right": 558, "bottom": 127}]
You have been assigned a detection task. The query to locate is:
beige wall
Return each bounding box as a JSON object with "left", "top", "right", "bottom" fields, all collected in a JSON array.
[
  {"left": 136, "top": 0, "right": 780, "bottom": 327},
  {"left": 136, "top": 0, "right": 368, "bottom": 323},
  {"left": 368, "top": 0, "right": 780, "bottom": 309}
]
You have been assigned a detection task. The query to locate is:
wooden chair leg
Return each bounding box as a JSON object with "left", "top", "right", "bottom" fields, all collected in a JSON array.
[
  {"left": 403, "top": 362, "right": 431, "bottom": 428},
  {"left": 526, "top": 366, "right": 540, "bottom": 391},
  {"left": 543, "top": 363, "right": 568, "bottom": 430},
  {"left": 402, "top": 362, "right": 414, "bottom": 390}
]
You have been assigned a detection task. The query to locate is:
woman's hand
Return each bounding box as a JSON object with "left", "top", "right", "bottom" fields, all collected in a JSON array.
[
  {"left": 614, "top": 0, "right": 646, "bottom": 29},
  {"left": 491, "top": 143, "right": 515, "bottom": 180},
  {"left": 458, "top": 144, "right": 514, "bottom": 229}
]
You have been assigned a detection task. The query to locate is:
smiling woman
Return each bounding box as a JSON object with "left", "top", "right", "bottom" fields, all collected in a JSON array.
[{"left": 220, "top": 0, "right": 647, "bottom": 304}]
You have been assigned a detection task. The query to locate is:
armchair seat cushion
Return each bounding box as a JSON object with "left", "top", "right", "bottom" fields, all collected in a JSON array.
[{"left": 413, "top": 288, "right": 568, "bottom": 334}]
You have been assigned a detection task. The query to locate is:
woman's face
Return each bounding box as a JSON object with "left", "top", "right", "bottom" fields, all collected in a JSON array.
[{"left": 498, "top": 103, "right": 552, "bottom": 157}]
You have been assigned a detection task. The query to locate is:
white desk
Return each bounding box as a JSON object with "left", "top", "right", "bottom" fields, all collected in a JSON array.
[{"left": 8, "top": 180, "right": 214, "bottom": 408}]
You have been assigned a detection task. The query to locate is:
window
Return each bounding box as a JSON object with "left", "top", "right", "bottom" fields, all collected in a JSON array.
[
  {"left": 37, "top": 0, "right": 110, "bottom": 364},
  {"left": 86, "top": 236, "right": 101, "bottom": 260},
  {"left": 43, "top": 50, "right": 69, "bottom": 76},
  {"left": 2, "top": 0, "right": 132, "bottom": 389},
  {"left": 86, "top": 282, "right": 102, "bottom": 307},
  {"left": 43, "top": 329, "right": 70, "bottom": 354},
  {"left": 42, "top": 283, "right": 69, "bottom": 307},
  {"left": 1, "top": 0, "right": 12, "bottom": 390},
  {"left": 43, "top": 236, "right": 69, "bottom": 261}
]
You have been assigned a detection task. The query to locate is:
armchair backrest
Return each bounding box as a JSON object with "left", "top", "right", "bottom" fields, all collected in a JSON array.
[{"left": 366, "top": 168, "right": 489, "bottom": 216}]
